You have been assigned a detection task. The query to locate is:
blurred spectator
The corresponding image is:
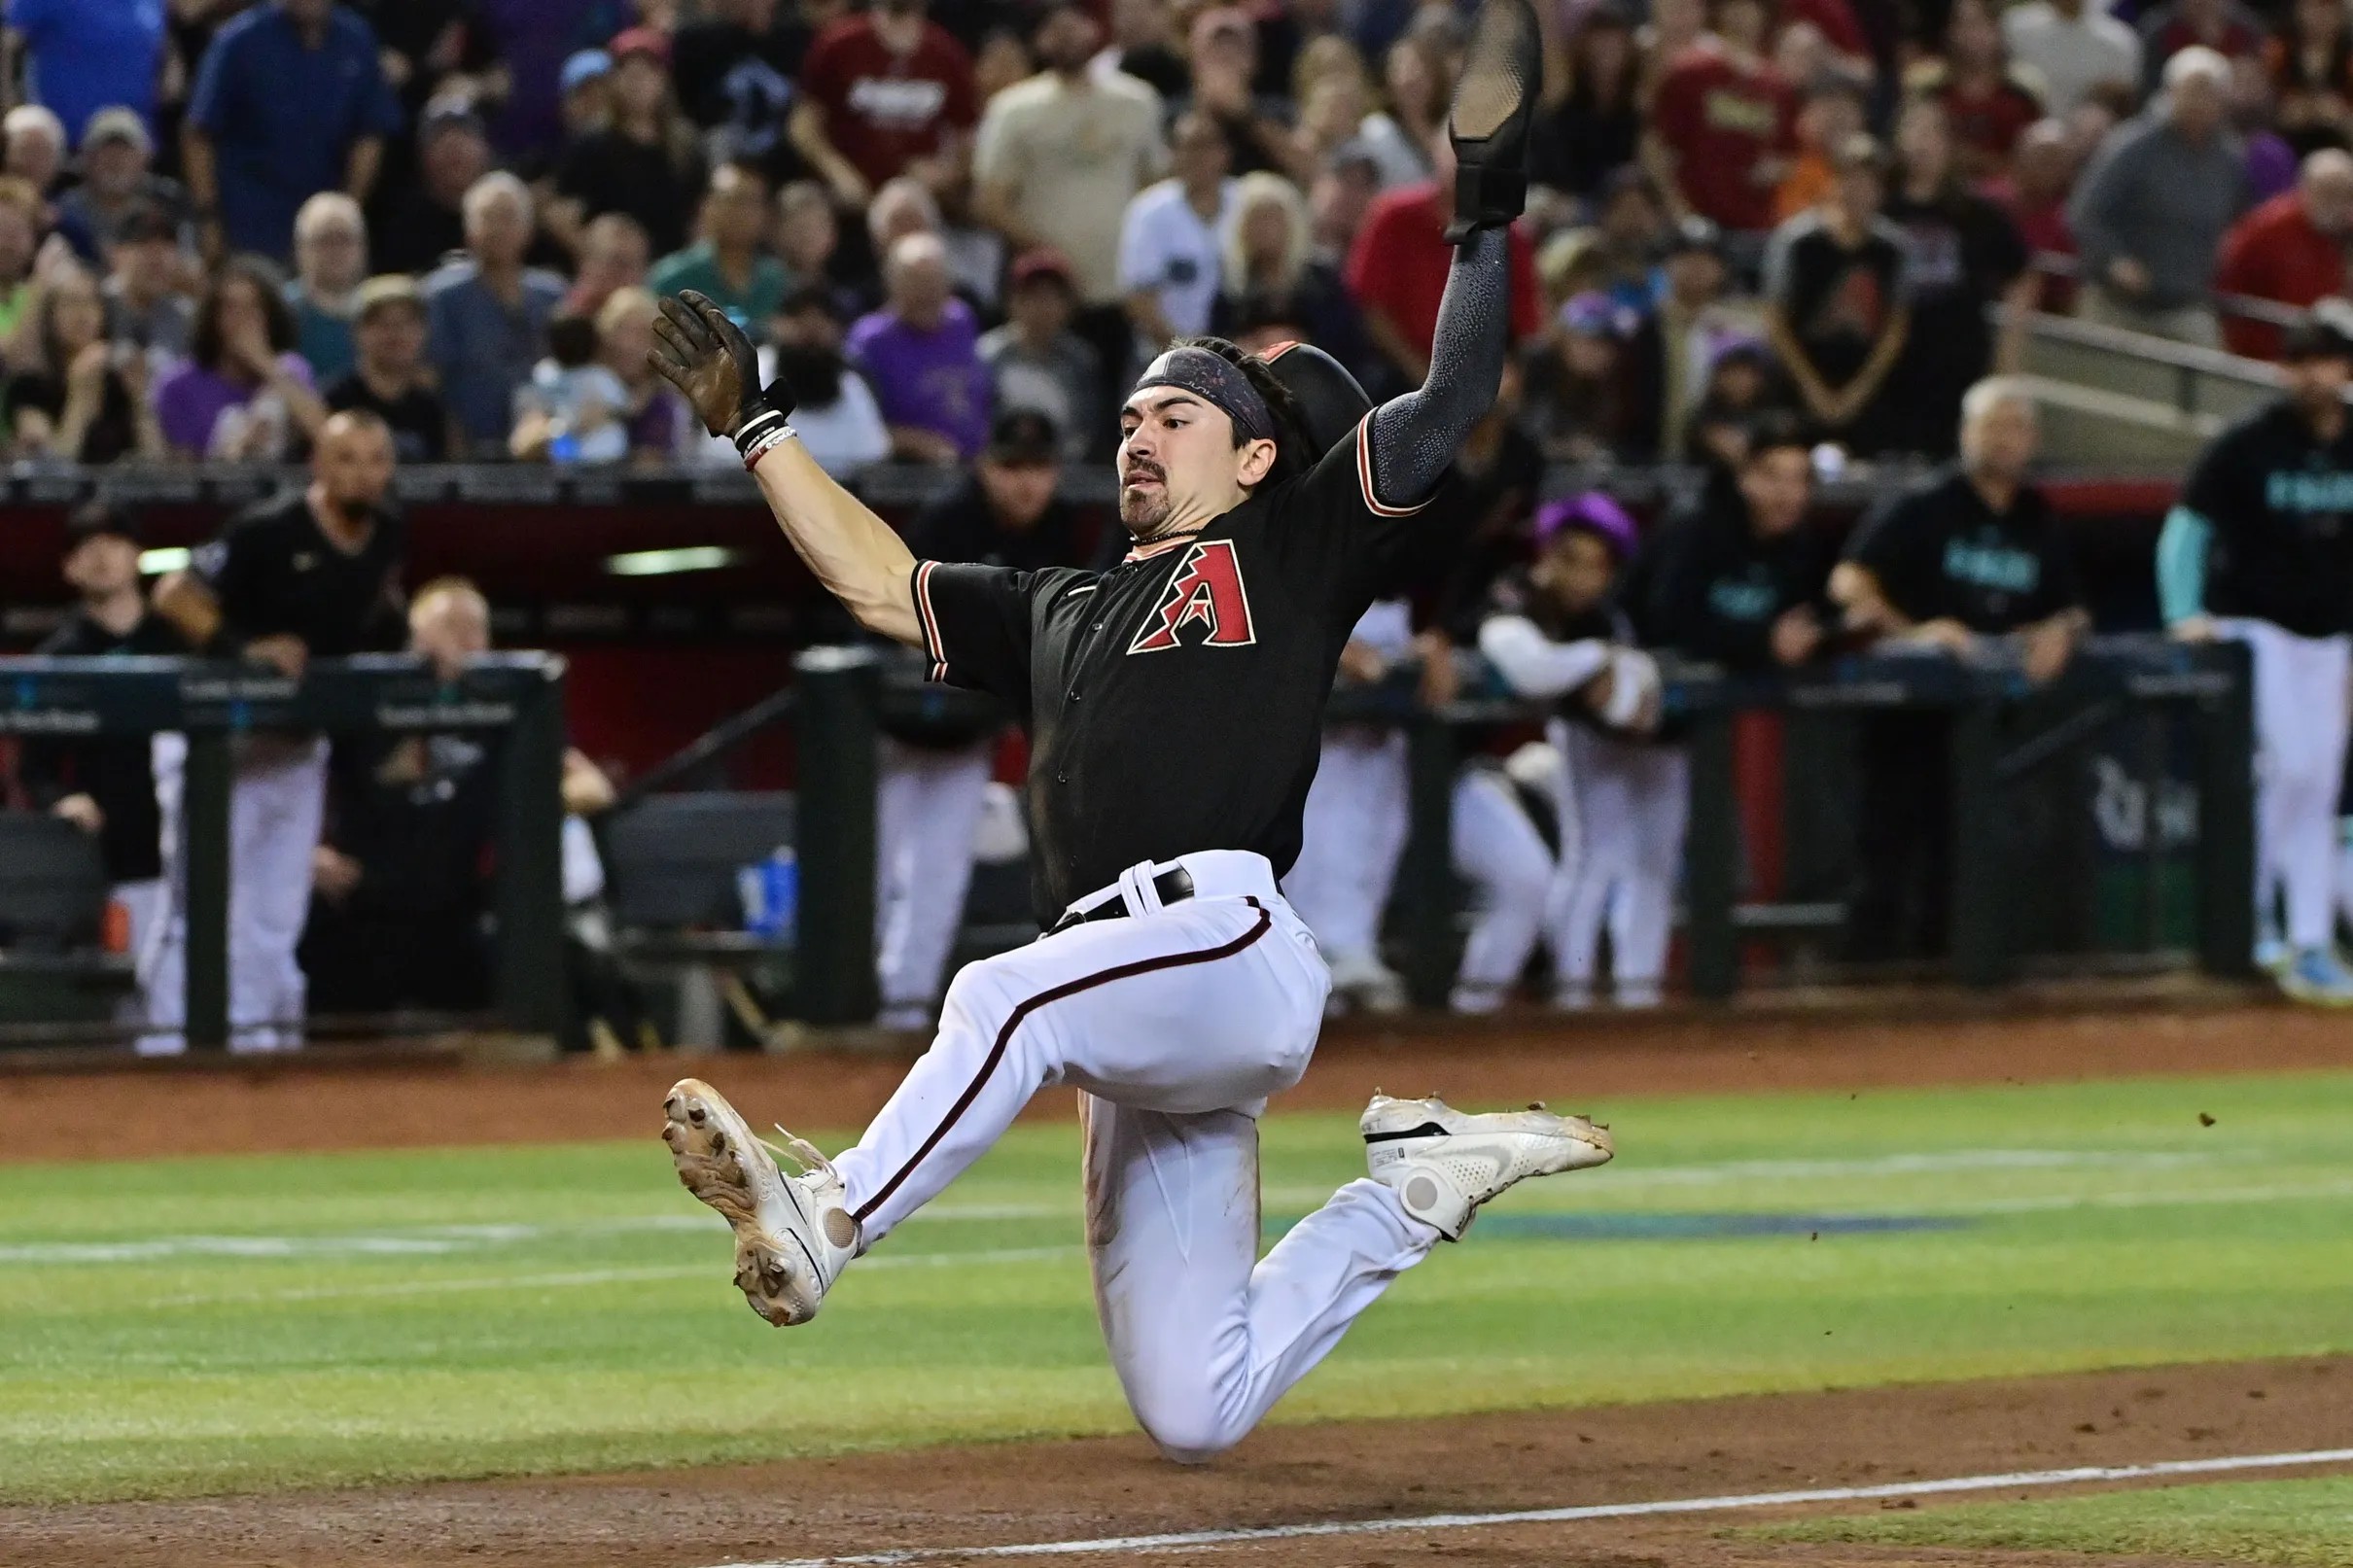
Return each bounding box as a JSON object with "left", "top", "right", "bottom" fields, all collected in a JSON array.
[
  {"left": 0, "top": 177, "right": 36, "bottom": 342},
  {"left": 1633, "top": 411, "right": 1830, "bottom": 671},
  {"left": 650, "top": 162, "right": 789, "bottom": 327},
  {"left": 2215, "top": 149, "right": 2353, "bottom": 358},
  {"left": 1356, "top": 27, "right": 1452, "bottom": 190},
  {"left": 1689, "top": 340, "right": 1787, "bottom": 466},
  {"left": 973, "top": 3, "right": 1164, "bottom": 380},
  {"left": 2266, "top": 0, "right": 2353, "bottom": 158},
  {"left": 2002, "top": 0, "right": 2143, "bottom": 118},
  {"left": 673, "top": 0, "right": 803, "bottom": 162},
  {"left": 4, "top": 0, "right": 168, "bottom": 150},
  {"left": 1097, "top": 0, "right": 1189, "bottom": 103},
  {"left": 18, "top": 504, "right": 184, "bottom": 1033},
  {"left": 1347, "top": 132, "right": 1539, "bottom": 385},
  {"left": 1579, "top": 167, "right": 1668, "bottom": 315},
  {"left": 154, "top": 258, "right": 330, "bottom": 460},
  {"left": 348, "top": 0, "right": 484, "bottom": 123},
  {"left": 1885, "top": 96, "right": 2034, "bottom": 457},
  {"left": 552, "top": 48, "right": 615, "bottom": 151},
  {"left": 1118, "top": 109, "right": 1233, "bottom": 350},
  {"left": 980, "top": 248, "right": 1102, "bottom": 463},
  {"left": 790, "top": 0, "right": 975, "bottom": 207},
  {"left": 565, "top": 210, "right": 650, "bottom": 317},
  {"left": 1833, "top": 381, "right": 2085, "bottom": 959},
  {"left": 8, "top": 263, "right": 165, "bottom": 462},
  {"left": 510, "top": 312, "right": 627, "bottom": 464},
  {"left": 849, "top": 229, "right": 989, "bottom": 463},
  {"left": 2233, "top": 50, "right": 2300, "bottom": 204},
  {"left": 184, "top": 0, "right": 404, "bottom": 263},
  {"left": 372, "top": 99, "right": 494, "bottom": 276},
  {"left": 2070, "top": 47, "right": 2248, "bottom": 346},
  {"left": 760, "top": 284, "right": 889, "bottom": 474},
  {"left": 1210, "top": 170, "right": 1369, "bottom": 377},
  {"left": 1646, "top": 0, "right": 1797, "bottom": 233},
  {"left": 552, "top": 28, "right": 704, "bottom": 258},
  {"left": 1622, "top": 216, "right": 1745, "bottom": 461},
  {"left": 284, "top": 192, "right": 368, "bottom": 386},
  {"left": 1522, "top": 293, "right": 1629, "bottom": 462},
  {"left": 326, "top": 274, "right": 451, "bottom": 463},
  {"left": 876, "top": 167, "right": 1000, "bottom": 311},
  {"left": 1307, "top": 144, "right": 1380, "bottom": 261},
  {"left": 2137, "top": 0, "right": 2266, "bottom": 95},
  {"left": 55, "top": 109, "right": 187, "bottom": 260},
  {"left": 971, "top": 26, "right": 1036, "bottom": 116},
  {"left": 1763, "top": 134, "right": 1911, "bottom": 454},
  {"left": 1912, "top": 0, "right": 2046, "bottom": 181},
  {"left": 99, "top": 201, "right": 192, "bottom": 362},
  {"left": 1775, "top": 75, "right": 1869, "bottom": 224},
  {"left": 773, "top": 179, "right": 857, "bottom": 313},
  {"left": 4, "top": 103, "right": 65, "bottom": 194},
  {"left": 1285, "top": 38, "right": 1372, "bottom": 181},
  {"left": 1985, "top": 118, "right": 2081, "bottom": 312},
  {"left": 1530, "top": 4, "right": 1642, "bottom": 203},
  {"left": 597, "top": 285, "right": 692, "bottom": 464},
  {"left": 1178, "top": 7, "right": 1293, "bottom": 178},
  {"left": 1252, "top": 0, "right": 1348, "bottom": 109},
  {"left": 425, "top": 172, "right": 567, "bottom": 453}
]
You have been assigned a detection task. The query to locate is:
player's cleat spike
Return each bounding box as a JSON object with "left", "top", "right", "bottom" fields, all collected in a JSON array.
[
  {"left": 1443, "top": 0, "right": 1541, "bottom": 241},
  {"left": 1361, "top": 1092, "right": 1612, "bottom": 1241},
  {"left": 662, "top": 1078, "right": 860, "bottom": 1325}
]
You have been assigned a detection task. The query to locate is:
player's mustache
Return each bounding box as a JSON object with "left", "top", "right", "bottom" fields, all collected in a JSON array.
[{"left": 1125, "top": 461, "right": 1165, "bottom": 485}]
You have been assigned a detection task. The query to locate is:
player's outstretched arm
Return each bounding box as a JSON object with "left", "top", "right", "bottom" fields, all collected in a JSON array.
[
  {"left": 651, "top": 292, "right": 922, "bottom": 646},
  {"left": 1361, "top": 0, "right": 1535, "bottom": 512}
]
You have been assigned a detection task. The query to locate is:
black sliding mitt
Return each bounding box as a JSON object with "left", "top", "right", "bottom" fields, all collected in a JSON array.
[{"left": 1444, "top": 0, "right": 1541, "bottom": 243}]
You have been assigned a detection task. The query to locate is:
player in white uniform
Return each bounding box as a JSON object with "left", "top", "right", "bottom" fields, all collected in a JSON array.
[
  {"left": 644, "top": 1, "right": 1619, "bottom": 1464},
  {"left": 1477, "top": 494, "right": 1681, "bottom": 1006},
  {"left": 2160, "top": 307, "right": 2353, "bottom": 1001}
]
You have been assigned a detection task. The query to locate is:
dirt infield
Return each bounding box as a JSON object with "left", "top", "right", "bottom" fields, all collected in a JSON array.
[
  {"left": 1, "top": 1003, "right": 2343, "bottom": 1165},
  {"left": 2, "top": 1356, "right": 2343, "bottom": 1568}
]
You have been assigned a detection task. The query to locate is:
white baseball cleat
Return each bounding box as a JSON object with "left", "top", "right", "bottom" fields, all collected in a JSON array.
[
  {"left": 662, "top": 1078, "right": 860, "bottom": 1326},
  {"left": 1361, "top": 1092, "right": 1613, "bottom": 1240}
]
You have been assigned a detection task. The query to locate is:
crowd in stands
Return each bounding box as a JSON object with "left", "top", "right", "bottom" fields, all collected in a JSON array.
[{"left": 1, "top": 0, "right": 2346, "bottom": 479}]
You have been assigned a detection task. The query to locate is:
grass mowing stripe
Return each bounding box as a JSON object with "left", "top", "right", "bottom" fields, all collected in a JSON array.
[{"left": 720, "top": 1447, "right": 2353, "bottom": 1568}]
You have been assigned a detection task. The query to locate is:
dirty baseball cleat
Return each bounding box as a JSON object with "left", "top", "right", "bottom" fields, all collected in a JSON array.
[
  {"left": 1361, "top": 1092, "right": 1613, "bottom": 1240},
  {"left": 662, "top": 1078, "right": 860, "bottom": 1325}
]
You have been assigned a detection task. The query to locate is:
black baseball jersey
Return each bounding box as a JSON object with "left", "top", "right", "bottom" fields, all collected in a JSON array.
[
  {"left": 912, "top": 420, "right": 1432, "bottom": 920},
  {"left": 1632, "top": 480, "right": 1833, "bottom": 670},
  {"left": 1845, "top": 466, "right": 2079, "bottom": 635},
  {"left": 2178, "top": 400, "right": 2353, "bottom": 638},
  {"left": 21, "top": 610, "right": 187, "bottom": 882},
  {"left": 193, "top": 488, "right": 407, "bottom": 656}
]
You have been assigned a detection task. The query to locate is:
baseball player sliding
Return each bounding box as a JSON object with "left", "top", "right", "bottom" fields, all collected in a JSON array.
[{"left": 647, "top": 0, "right": 1613, "bottom": 1462}]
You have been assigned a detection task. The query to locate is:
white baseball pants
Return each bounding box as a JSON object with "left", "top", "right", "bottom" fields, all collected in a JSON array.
[
  {"left": 1550, "top": 723, "right": 1689, "bottom": 1005},
  {"left": 140, "top": 734, "right": 329, "bottom": 1055},
  {"left": 1448, "top": 766, "right": 1557, "bottom": 1011},
  {"left": 1282, "top": 728, "right": 1412, "bottom": 971},
  {"left": 2218, "top": 619, "right": 2353, "bottom": 952},
  {"left": 827, "top": 850, "right": 1441, "bottom": 1459},
  {"left": 874, "top": 736, "right": 996, "bottom": 1022},
  {"left": 110, "top": 877, "right": 167, "bottom": 1027}
]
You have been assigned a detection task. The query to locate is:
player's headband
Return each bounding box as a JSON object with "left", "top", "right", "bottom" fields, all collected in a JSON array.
[{"left": 1128, "top": 347, "right": 1278, "bottom": 446}]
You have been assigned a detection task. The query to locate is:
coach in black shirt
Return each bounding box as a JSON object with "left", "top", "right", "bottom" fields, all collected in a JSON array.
[
  {"left": 18, "top": 503, "right": 185, "bottom": 997},
  {"left": 146, "top": 411, "right": 407, "bottom": 1052},
  {"left": 1632, "top": 413, "right": 1833, "bottom": 672},
  {"left": 1831, "top": 378, "right": 2088, "bottom": 961}
]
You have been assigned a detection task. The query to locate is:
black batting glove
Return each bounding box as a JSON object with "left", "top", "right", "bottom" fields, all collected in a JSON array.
[{"left": 650, "top": 290, "right": 798, "bottom": 461}]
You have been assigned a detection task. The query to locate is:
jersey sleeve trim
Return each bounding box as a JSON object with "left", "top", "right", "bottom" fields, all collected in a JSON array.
[
  {"left": 1353, "top": 411, "right": 1432, "bottom": 518},
  {"left": 911, "top": 560, "right": 950, "bottom": 681}
]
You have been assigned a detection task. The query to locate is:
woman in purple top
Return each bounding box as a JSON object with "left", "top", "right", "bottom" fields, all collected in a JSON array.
[{"left": 153, "top": 261, "right": 330, "bottom": 461}]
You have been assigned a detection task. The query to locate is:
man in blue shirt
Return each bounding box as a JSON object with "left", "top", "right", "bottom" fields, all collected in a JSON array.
[
  {"left": 423, "top": 172, "right": 568, "bottom": 453},
  {"left": 185, "top": 0, "right": 403, "bottom": 262},
  {"left": 4, "top": 0, "right": 165, "bottom": 149}
]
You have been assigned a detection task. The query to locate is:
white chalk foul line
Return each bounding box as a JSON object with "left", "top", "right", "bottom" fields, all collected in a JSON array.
[{"left": 718, "top": 1446, "right": 2353, "bottom": 1568}]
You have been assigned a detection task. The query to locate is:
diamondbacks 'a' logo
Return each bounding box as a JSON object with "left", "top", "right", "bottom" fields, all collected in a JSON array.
[{"left": 1126, "top": 540, "right": 1258, "bottom": 653}]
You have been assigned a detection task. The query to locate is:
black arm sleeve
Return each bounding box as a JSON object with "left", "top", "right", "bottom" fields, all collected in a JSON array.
[{"left": 1363, "top": 227, "right": 1512, "bottom": 510}]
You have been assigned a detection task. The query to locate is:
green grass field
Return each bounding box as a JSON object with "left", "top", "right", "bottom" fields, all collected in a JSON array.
[
  {"left": 1758, "top": 1474, "right": 2353, "bottom": 1566},
  {"left": 3, "top": 1070, "right": 2350, "bottom": 1506}
]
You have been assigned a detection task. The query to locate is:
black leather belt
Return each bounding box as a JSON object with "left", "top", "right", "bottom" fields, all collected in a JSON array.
[{"left": 1049, "top": 867, "right": 1196, "bottom": 933}]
